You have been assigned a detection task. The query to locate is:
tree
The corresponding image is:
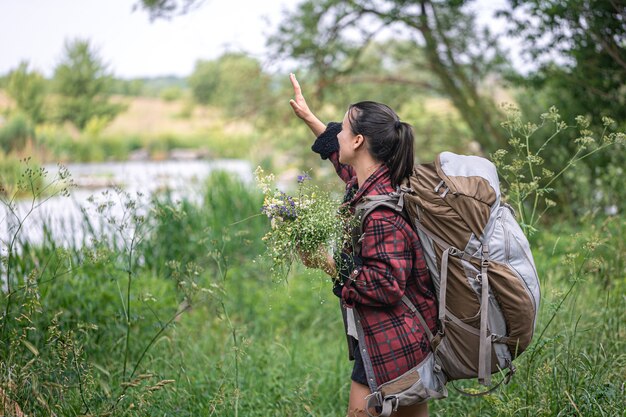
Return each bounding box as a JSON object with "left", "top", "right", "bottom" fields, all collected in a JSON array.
[
  {"left": 134, "top": 0, "right": 205, "bottom": 20},
  {"left": 6, "top": 62, "right": 46, "bottom": 124},
  {"left": 269, "top": 0, "right": 509, "bottom": 152},
  {"left": 53, "top": 39, "right": 125, "bottom": 130},
  {"left": 500, "top": 0, "right": 626, "bottom": 124},
  {"left": 188, "top": 53, "right": 271, "bottom": 117},
  {"left": 498, "top": 0, "right": 626, "bottom": 215}
]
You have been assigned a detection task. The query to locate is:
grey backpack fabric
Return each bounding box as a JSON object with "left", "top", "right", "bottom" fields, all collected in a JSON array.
[{"left": 354, "top": 152, "right": 541, "bottom": 416}]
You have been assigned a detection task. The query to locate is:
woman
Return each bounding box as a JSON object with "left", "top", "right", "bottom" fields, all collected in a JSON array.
[{"left": 289, "top": 73, "right": 438, "bottom": 417}]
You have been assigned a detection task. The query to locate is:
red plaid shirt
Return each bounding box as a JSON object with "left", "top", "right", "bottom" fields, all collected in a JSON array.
[{"left": 313, "top": 123, "right": 438, "bottom": 386}]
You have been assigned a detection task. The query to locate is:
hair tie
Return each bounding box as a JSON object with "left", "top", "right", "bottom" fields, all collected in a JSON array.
[{"left": 394, "top": 120, "right": 402, "bottom": 129}]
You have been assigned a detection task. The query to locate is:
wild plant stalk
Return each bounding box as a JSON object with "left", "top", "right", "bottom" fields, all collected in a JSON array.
[
  {"left": 523, "top": 248, "right": 592, "bottom": 414},
  {"left": 88, "top": 188, "right": 147, "bottom": 381},
  {"left": 211, "top": 245, "right": 241, "bottom": 417},
  {"left": 220, "top": 303, "right": 240, "bottom": 417},
  {"left": 72, "top": 339, "right": 92, "bottom": 415},
  {"left": 123, "top": 221, "right": 138, "bottom": 380},
  {"left": 93, "top": 192, "right": 212, "bottom": 414},
  {"left": 109, "top": 299, "right": 192, "bottom": 412},
  {"left": 488, "top": 106, "right": 626, "bottom": 414},
  {"left": 493, "top": 105, "right": 625, "bottom": 235},
  {"left": 0, "top": 161, "right": 74, "bottom": 356}
]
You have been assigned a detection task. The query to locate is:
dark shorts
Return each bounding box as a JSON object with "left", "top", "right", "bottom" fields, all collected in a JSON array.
[{"left": 351, "top": 341, "right": 368, "bottom": 386}]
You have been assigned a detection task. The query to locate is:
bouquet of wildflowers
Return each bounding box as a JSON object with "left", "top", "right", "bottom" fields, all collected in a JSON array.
[{"left": 255, "top": 166, "right": 347, "bottom": 280}]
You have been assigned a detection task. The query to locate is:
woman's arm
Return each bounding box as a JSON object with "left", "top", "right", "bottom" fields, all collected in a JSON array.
[
  {"left": 289, "top": 73, "right": 326, "bottom": 136},
  {"left": 291, "top": 73, "right": 355, "bottom": 183}
]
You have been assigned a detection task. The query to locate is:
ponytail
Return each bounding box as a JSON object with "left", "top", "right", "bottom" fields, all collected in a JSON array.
[
  {"left": 386, "top": 121, "right": 414, "bottom": 187},
  {"left": 347, "top": 101, "right": 415, "bottom": 188}
]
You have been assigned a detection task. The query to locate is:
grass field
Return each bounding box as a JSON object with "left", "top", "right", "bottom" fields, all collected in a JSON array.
[{"left": 1, "top": 170, "right": 624, "bottom": 416}]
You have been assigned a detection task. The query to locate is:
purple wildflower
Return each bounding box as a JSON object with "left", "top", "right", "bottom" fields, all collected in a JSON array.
[{"left": 297, "top": 173, "right": 312, "bottom": 183}]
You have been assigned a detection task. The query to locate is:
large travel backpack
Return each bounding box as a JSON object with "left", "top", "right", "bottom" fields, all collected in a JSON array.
[{"left": 354, "top": 152, "right": 541, "bottom": 416}]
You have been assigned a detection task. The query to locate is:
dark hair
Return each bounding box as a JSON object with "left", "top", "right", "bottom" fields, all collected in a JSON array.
[{"left": 347, "top": 101, "right": 414, "bottom": 188}]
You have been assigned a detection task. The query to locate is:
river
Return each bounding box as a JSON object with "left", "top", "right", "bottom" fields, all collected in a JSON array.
[{"left": 0, "top": 159, "right": 253, "bottom": 248}]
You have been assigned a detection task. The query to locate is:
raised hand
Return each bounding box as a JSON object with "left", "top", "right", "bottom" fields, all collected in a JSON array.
[
  {"left": 288, "top": 73, "right": 326, "bottom": 136},
  {"left": 289, "top": 73, "right": 312, "bottom": 120}
]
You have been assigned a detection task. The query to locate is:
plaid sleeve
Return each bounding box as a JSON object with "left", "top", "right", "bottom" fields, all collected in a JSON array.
[
  {"left": 311, "top": 122, "right": 354, "bottom": 183},
  {"left": 341, "top": 211, "right": 413, "bottom": 308}
]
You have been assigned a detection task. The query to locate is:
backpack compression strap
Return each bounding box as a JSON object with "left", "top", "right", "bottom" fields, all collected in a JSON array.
[
  {"left": 411, "top": 220, "right": 494, "bottom": 386},
  {"left": 478, "top": 245, "right": 492, "bottom": 386}
]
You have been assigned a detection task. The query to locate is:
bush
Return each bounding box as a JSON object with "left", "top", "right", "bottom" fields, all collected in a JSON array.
[
  {"left": 159, "top": 86, "right": 183, "bottom": 102},
  {"left": 0, "top": 113, "right": 34, "bottom": 153}
]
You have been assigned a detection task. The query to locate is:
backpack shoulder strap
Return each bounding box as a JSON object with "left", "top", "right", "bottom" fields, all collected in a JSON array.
[{"left": 352, "top": 193, "right": 405, "bottom": 254}]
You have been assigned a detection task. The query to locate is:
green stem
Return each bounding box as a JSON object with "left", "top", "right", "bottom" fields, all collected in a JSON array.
[
  {"left": 229, "top": 213, "right": 263, "bottom": 226},
  {"left": 536, "top": 125, "right": 570, "bottom": 156},
  {"left": 122, "top": 234, "right": 136, "bottom": 379},
  {"left": 543, "top": 142, "right": 611, "bottom": 191},
  {"left": 221, "top": 300, "right": 239, "bottom": 417},
  {"left": 533, "top": 251, "right": 589, "bottom": 361},
  {"left": 533, "top": 204, "right": 553, "bottom": 227},
  {"left": 543, "top": 148, "right": 584, "bottom": 190},
  {"left": 129, "top": 304, "right": 190, "bottom": 381},
  {"left": 515, "top": 188, "right": 526, "bottom": 229},
  {"left": 525, "top": 131, "right": 540, "bottom": 228},
  {"left": 213, "top": 249, "right": 239, "bottom": 417},
  {"left": 1, "top": 202, "right": 34, "bottom": 346},
  {"left": 110, "top": 303, "right": 191, "bottom": 413},
  {"left": 525, "top": 250, "right": 590, "bottom": 413},
  {"left": 73, "top": 341, "right": 92, "bottom": 415}
]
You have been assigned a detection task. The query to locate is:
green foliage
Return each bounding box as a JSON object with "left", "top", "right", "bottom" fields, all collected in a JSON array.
[
  {"left": 109, "top": 78, "right": 146, "bottom": 96},
  {"left": 492, "top": 105, "right": 625, "bottom": 231},
  {"left": 108, "top": 76, "right": 188, "bottom": 98},
  {"left": 500, "top": 2, "right": 626, "bottom": 215},
  {"left": 140, "top": 170, "right": 266, "bottom": 276},
  {"left": 0, "top": 154, "right": 26, "bottom": 194},
  {"left": 399, "top": 96, "right": 474, "bottom": 162},
  {"left": 0, "top": 162, "right": 218, "bottom": 415},
  {"left": 0, "top": 113, "right": 34, "bottom": 154},
  {"left": 35, "top": 123, "right": 143, "bottom": 163},
  {"left": 188, "top": 53, "right": 271, "bottom": 117},
  {"left": 53, "top": 38, "right": 125, "bottom": 130},
  {"left": 134, "top": 0, "right": 204, "bottom": 20},
  {"left": 501, "top": 0, "right": 626, "bottom": 125},
  {"left": 0, "top": 162, "right": 79, "bottom": 414},
  {"left": 6, "top": 61, "right": 47, "bottom": 124},
  {"left": 159, "top": 85, "right": 183, "bottom": 102},
  {"left": 270, "top": 0, "right": 508, "bottom": 151},
  {"left": 132, "top": 76, "right": 187, "bottom": 97},
  {"left": 0, "top": 157, "right": 624, "bottom": 415}
]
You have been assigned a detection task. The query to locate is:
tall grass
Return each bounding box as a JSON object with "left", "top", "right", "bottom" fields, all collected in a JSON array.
[{"left": 1, "top": 162, "right": 624, "bottom": 416}]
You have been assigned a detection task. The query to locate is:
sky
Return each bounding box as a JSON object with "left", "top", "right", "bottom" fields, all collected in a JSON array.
[
  {"left": 0, "top": 0, "right": 295, "bottom": 78},
  {"left": 0, "top": 0, "right": 520, "bottom": 80}
]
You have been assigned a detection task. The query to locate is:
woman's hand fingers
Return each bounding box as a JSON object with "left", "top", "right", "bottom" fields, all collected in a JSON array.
[
  {"left": 298, "top": 247, "right": 314, "bottom": 268},
  {"left": 290, "top": 72, "right": 302, "bottom": 97},
  {"left": 289, "top": 98, "right": 307, "bottom": 119},
  {"left": 289, "top": 98, "right": 300, "bottom": 112},
  {"left": 289, "top": 73, "right": 311, "bottom": 119},
  {"left": 298, "top": 246, "right": 337, "bottom": 277},
  {"left": 288, "top": 73, "right": 326, "bottom": 135}
]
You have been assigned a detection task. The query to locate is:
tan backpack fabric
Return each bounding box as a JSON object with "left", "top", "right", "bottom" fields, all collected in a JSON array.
[{"left": 355, "top": 152, "right": 540, "bottom": 415}]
